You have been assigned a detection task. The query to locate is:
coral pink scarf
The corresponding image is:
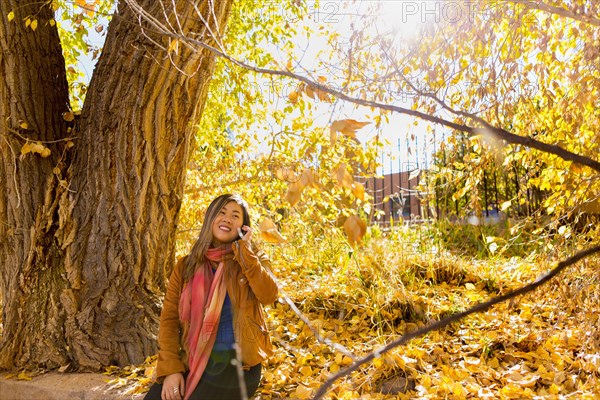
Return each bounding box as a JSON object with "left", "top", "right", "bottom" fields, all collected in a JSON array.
[{"left": 178, "top": 245, "right": 233, "bottom": 400}]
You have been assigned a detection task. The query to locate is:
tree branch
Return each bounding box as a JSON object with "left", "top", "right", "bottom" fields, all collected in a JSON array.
[
  {"left": 188, "top": 34, "right": 600, "bottom": 172},
  {"left": 123, "top": 0, "right": 600, "bottom": 173},
  {"left": 312, "top": 244, "right": 600, "bottom": 399},
  {"left": 510, "top": 0, "right": 600, "bottom": 27}
]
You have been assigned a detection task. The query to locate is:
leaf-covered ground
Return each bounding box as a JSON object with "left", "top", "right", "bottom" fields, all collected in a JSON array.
[{"left": 103, "top": 230, "right": 599, "bottom": 399}]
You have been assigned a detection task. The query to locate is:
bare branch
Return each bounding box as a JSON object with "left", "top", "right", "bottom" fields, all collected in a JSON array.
[
  {"left": 312, "top": 244, "right": 600, "bottom": 399},
  {"left": 278, "top": 292, "right": 356, "bottom": 359}
]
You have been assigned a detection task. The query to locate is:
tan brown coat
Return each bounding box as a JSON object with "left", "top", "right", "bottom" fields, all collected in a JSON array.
[{"left": 155, "top": 240, "right": 278, "bottom": 379}]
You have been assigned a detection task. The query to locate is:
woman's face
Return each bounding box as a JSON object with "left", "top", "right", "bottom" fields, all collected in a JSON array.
[{"left": 211, "top": 201, "right": 244, "bottom": 246}]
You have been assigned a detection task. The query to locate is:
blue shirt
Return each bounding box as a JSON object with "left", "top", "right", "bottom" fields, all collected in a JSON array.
[{"left": 213, "top": 292, "right": 235, "bottom": 351}]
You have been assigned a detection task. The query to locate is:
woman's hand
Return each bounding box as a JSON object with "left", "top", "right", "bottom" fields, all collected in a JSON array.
[
  {"left": 161, "top": 373, "right": 185, "bottom": 400},
  {"left": 239, "top": 225, "right": 252, "bottom": 242}
]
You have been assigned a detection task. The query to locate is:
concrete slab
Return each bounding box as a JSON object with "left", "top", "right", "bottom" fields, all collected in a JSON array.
[{"left": 0, "top": 372, "right": 146, "bottom": 400}]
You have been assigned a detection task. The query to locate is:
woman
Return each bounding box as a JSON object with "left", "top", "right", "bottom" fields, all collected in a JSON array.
[{"left": 145, "top": 194, "right": 278, "bottom": 400}]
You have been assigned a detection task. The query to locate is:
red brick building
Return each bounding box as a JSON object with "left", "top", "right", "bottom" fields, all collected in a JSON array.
[{"left": 363, "top": 170, "right": 429, "bottom": 225}]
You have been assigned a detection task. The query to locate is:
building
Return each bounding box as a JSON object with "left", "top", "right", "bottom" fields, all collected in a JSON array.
[{"left": 363, "top": 169, "right": 429, "bottom": 225}]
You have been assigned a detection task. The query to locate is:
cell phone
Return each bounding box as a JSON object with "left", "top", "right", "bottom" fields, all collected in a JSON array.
[{"left": 237, "top": 227, "right": 245, "bottom": 239}]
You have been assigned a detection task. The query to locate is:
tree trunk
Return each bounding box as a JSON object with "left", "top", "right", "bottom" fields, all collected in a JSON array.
[
  {"left": 0, "top": 0, "right": 232, "bottom": 371},
  {"left": 1, "top": 0, "right": 72, "bottom": 370}
]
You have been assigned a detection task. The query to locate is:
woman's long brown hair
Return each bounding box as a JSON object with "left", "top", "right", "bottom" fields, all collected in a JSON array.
[{"left": 183, "top": 194, "right": 251, "bottom": 282}]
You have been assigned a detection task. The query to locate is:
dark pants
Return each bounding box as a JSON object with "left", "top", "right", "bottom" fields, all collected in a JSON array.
[{"left": 144, "top": 353, "right": 261, "bottom": 400}]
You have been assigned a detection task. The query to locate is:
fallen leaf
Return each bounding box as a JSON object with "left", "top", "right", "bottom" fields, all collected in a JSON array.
[
  {"left": 299, "top": 365, "right": 313, "bottom": 377},
  {"left": 292, "top": 384, "right": 313, "bottom": 399},
  {"left": 17, "top": 371, "right": 32, "bottom": 381}
]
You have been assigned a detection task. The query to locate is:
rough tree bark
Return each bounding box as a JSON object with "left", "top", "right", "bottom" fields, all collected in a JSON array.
[
  {"left": 0, "top": 0, "right": 232, "bottom": 370},
  {"left": 0, "top": 0, "right": 72, "bottom": 370}
]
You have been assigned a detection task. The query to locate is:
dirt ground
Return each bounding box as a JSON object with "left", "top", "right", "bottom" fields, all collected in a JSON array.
[{"left": 0, "top": 372, "right": 145, "bottom": 400}]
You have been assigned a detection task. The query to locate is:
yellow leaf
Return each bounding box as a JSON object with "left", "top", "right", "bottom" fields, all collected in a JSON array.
[
  {"left": 285, "top": 181, "right": 303, "bottom": 207},
  {"left": 314, "top": 86, "right": 332, "bottom": 102},
  {"left": 259, "top": 218, "right": 287, "bottom": 244},
  {"left": 63, "top": 112, "right": 74, "bottom": 122},
  {"left": 66, "top": 141, "right": 75, "bottom": 148},
  {"left": 25, "top": 18, "right": 31, "bottom": 28},
  {"left": 299, "top": 365, "right": 313, "bottom": 377},
  {"left": 351, "top": 182, "right": 365, "bottom": 201},
  {"left": 344, "top": 215, "right": 366, "bottom": 246},
  {"left": 17, "top": 371, "right": 32, "bottom": 381},
  {"left": 548, "top": 383, "right": 560, "bottom": 395},
  {"left": 49, "top": 19, "right": 56, "bottom": 26},
  {"left": 136, "top": 377, "right": 151, "bottom": 386},
  {"left": 291, "top": 119, "right": 303, "bottom": 131},
  {"left": 334, "top": 163, "right": 354, "bottom": 189},
  {"left": 569, "top": 163, "right": 583, "bottom": 174},
  {"left": 275, "top": 166, "right": 298, "bottom": 182},
  {"left": 330, "top": 119, "right": 371, "bottom": 140},
  {"left": 21, "top": 142, "right": 32, "bottom": 155},
  {"left": 329, "top": 126, "right": 337, "bottom": 145},
  {"left": 500, "top": 200, "right": 512, "bottom": 211},
  {"left": 292, "top": 384, "right": 313, "bottom": 399},
  {"left": 7, "top": 11, "right": 15, "bottom": 22},
  {"left": 507, "top": 372, "right": 538, "bottom": 388},
  {"left": 40, "top": 147, "right": 51, "bottom": 158},
  {"left": 167, "top": 39, "right": 179, "bottom": 55},
  {"left": 20, "top": 121, "right": 28, "bottom": 129},
  {"left": 30, "top": 19, "right": 38, "bottom": 31},
  {"left": 303, "top": 85, "right": 316, "bottom": 100},
  {"left": 341, "top": 355, "right": 353, "bottom": 366},
  {"left": 288, "top": 91, "right": 299, "bottom": 104},
  {"left": 30, "top": 142, "right": 45, "bottom": 154},
  {"left": 51, "top": 0, "right": 59, "bottom": 11},
  {"left": 300, "top": 168, "right": 320, "bottom": 189}
]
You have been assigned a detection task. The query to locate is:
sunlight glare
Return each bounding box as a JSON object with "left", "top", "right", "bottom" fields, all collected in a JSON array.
[{"left": 376, "top": 0, "right": 433, "bottom": 40}]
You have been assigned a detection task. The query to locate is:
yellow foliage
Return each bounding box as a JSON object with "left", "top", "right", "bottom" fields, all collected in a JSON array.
[
  {"left": 343, "top": 214, "right": 366, "bottom": 246},
  {"left": 259, "top": 218, "right": 287, "bottom": 243},
  {"left": 20, "top": 141, "right": 51, "bottom": 158},
  {"left": 329, "top": 119, "right": 370, "bottom": 144}
]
